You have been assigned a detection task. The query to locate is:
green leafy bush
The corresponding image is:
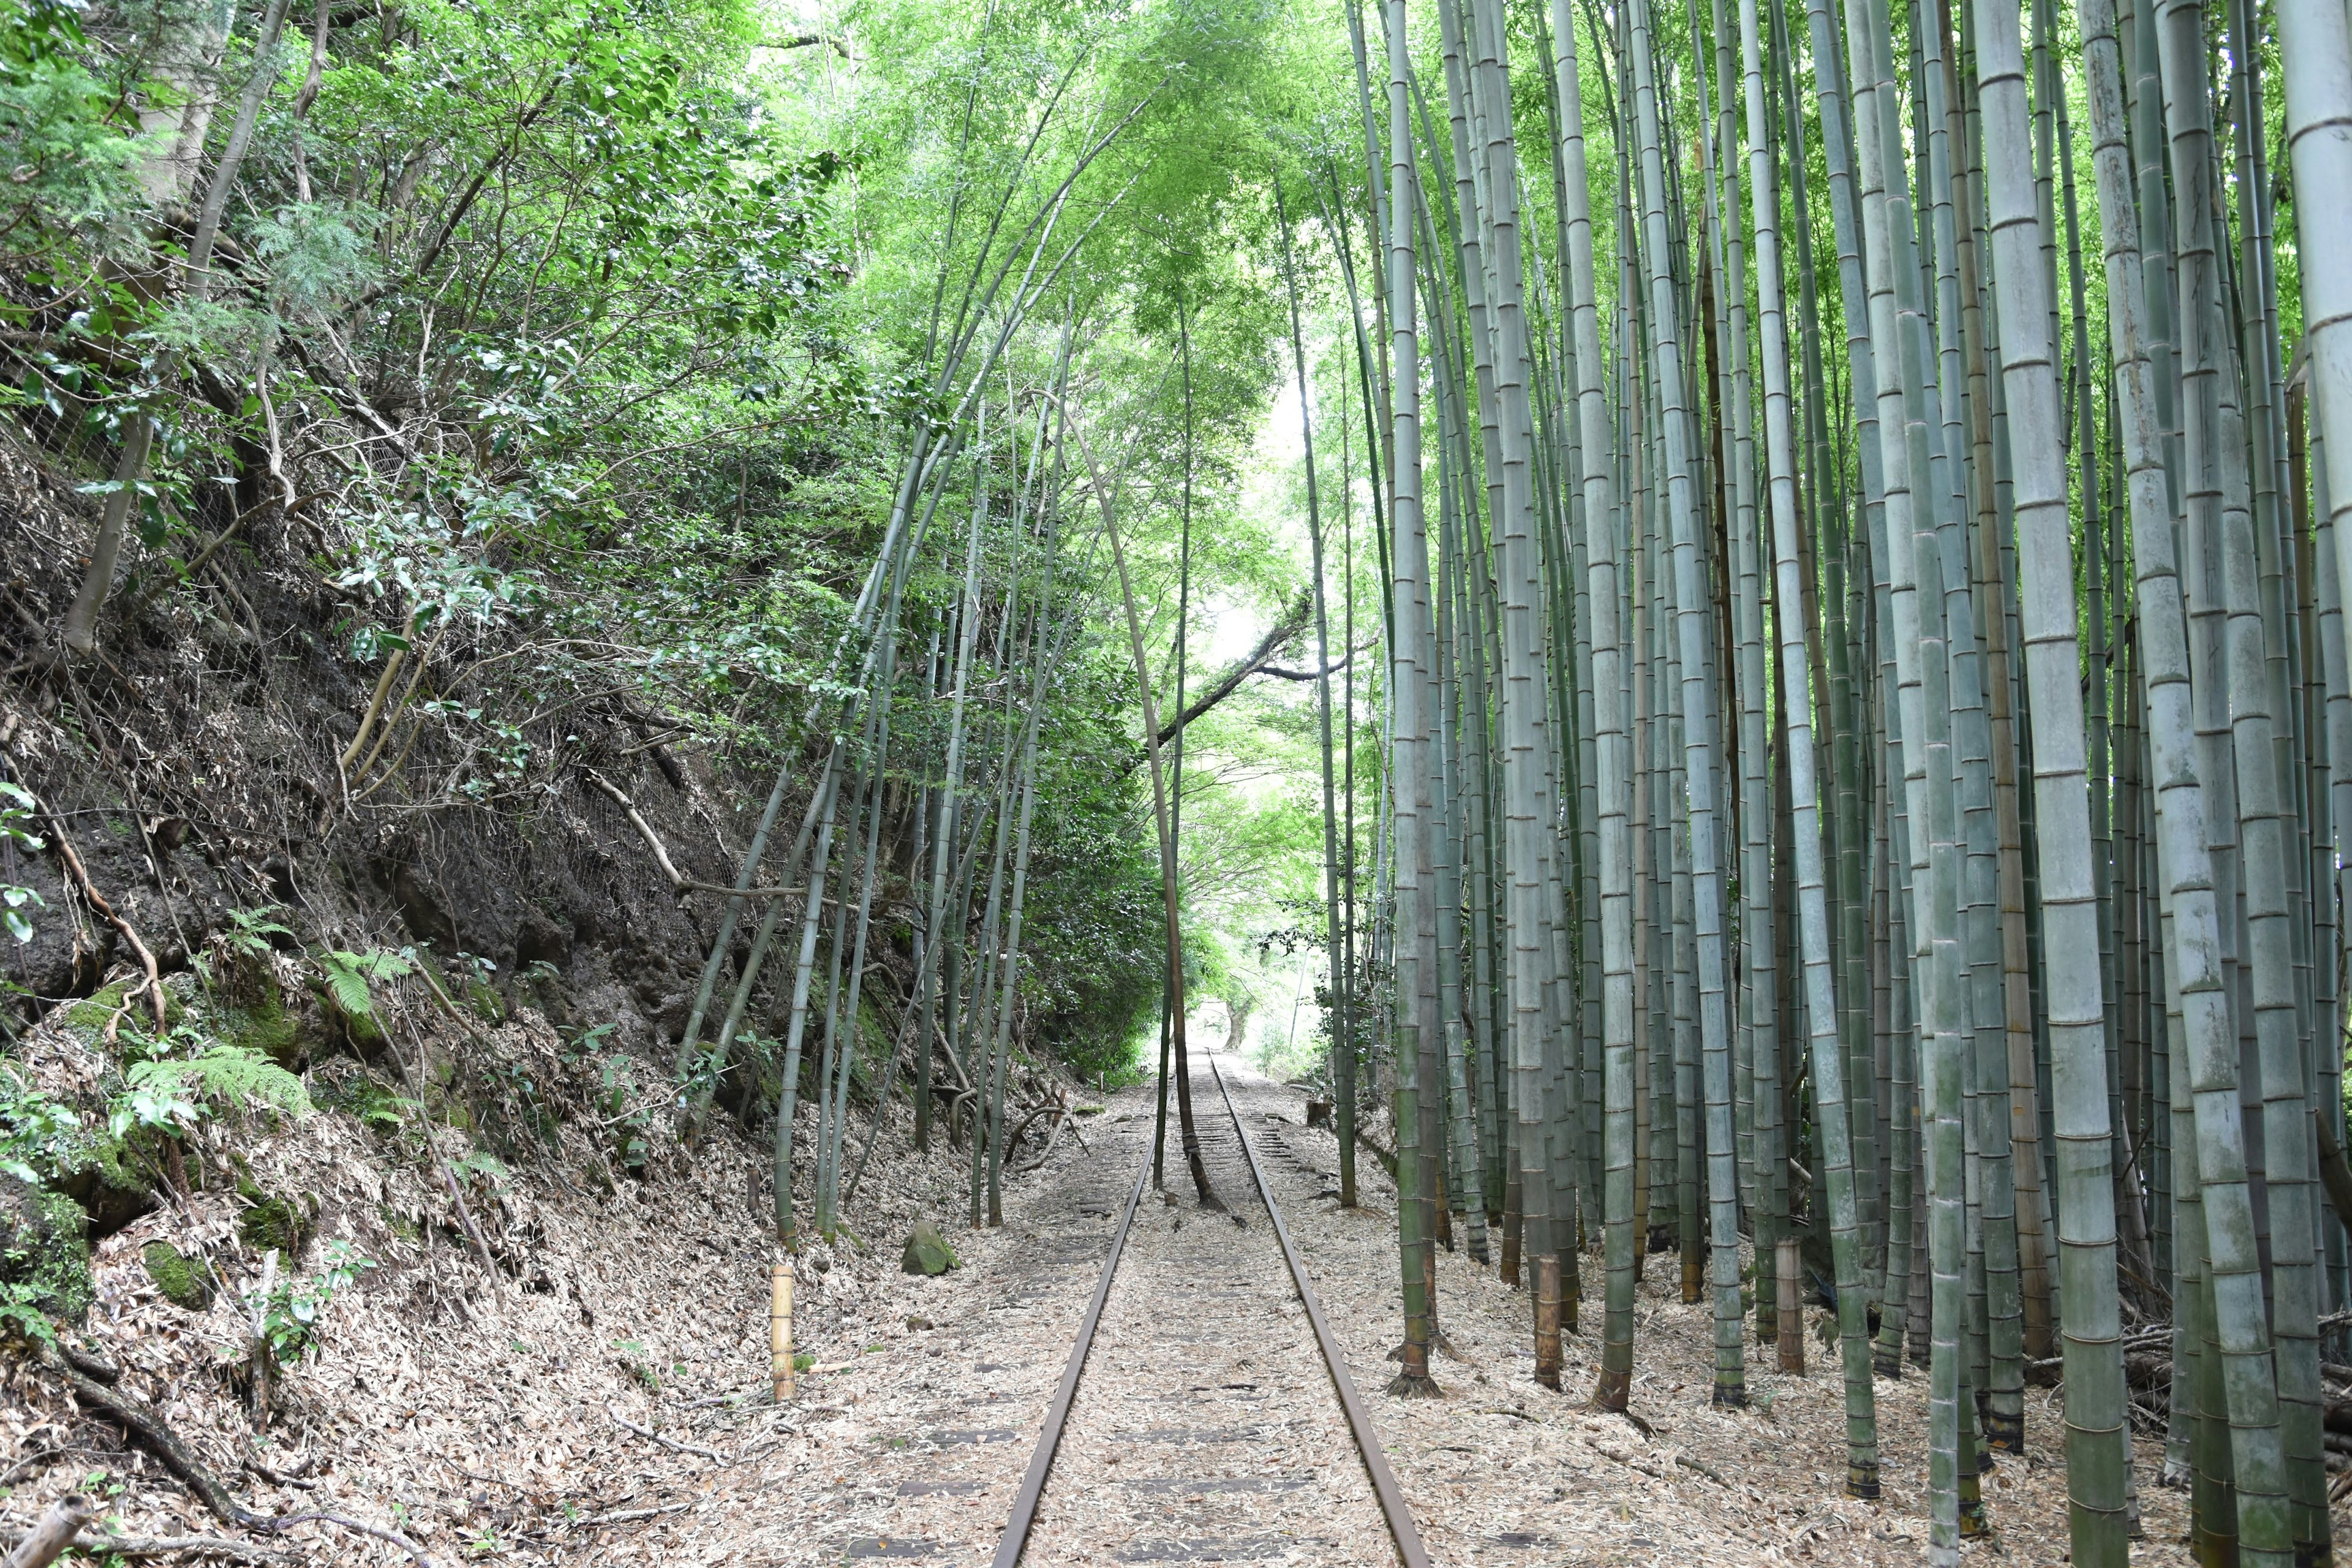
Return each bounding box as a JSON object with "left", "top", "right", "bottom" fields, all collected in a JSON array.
[
  {"left": 247, "top": 1240, "right": 374, "bottom": 1365},
  {"left": 0, "top": 1170, "right": 91, "bottom": 1322},
  {"left": 0, "top": 1065, "right": 80, "bottom": 1185}
]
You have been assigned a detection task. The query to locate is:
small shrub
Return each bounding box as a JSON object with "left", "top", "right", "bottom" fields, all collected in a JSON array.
[
  {"left": 116, "top": 1042, "right": 312, "bottom": 1128},
  {"left": 0, "top": 782, "right": 44, "bottom": 944},
  {"left": 247, "top": 1240, "right": 374, "bottom": 1366}
]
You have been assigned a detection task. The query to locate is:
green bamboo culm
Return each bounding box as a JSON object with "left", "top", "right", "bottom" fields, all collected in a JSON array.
[
  {"left": 1970, "top": 0, "right": 2130, "bottom": 1553},
  {"left": 1740, "top": 0, "right": 1876, "bottom": 1492}
]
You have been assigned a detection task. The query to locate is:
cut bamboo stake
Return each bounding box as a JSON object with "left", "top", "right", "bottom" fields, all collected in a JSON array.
[
  {"left": 8, "top": 1495, "right": 94, "bottom": 1568},
  {"left": 1777, "top": 1238, "right": 1806, "bottom": 1373},
  {"left": 771, "top": 1259, "right": 795, "bottom": 1402}
]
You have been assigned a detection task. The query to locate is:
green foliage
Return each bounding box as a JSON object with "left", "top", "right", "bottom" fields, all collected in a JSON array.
[
  {"left": 315, "top": 948, "right": 414, "bottom": 1030},
  {"left": 0, "top": 783, "right": 44, "bottom": 944},
  {"left": 216, "top": 992, "right": 303, "bottom": 1069},
  {"left": 247, "top": 1240, "right": 374, "bottom": 1365},
  {"left": 216, "top": 908, "right": 295, "bottom": 963},
  {"left": 589, "top": 1050, "right": 657, "bottom": 1173},
  {"left": 115, "top": 1042, "right": 312, "bottom": 1134},
  {"left": 0, "top": 1278, "right": 59, "bottom": 1344},
  {"left": 0, "top": 1064, "right": 80, "bottom": 1185},
  {"left": 0, "top": 0, "right": 1349, "bottom": 1167},
  {"left": 0, "top": 0, "right": 142, "bottom": 274},
  {"left": 0, "top": 1171, "right": 91, "bottom": 1323},
  {"left": 610, "top": 1336, "right": 660, "bottom": 1393}
]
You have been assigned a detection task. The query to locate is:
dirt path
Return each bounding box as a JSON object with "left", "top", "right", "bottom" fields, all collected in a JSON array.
[
  {"left": 1016, "top": 1049, "right": 1393, "bottom": 1566},
  {"left": 589, "top": 1096, "right": 1151, "bottom": 1566}
]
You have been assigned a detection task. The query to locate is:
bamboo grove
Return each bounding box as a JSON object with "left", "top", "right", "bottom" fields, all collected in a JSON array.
[
  {"left": 1292, "top": 0, "right": 2352, "bottom": 1562},
  {"left": 630, "top": 0, "right": 2352, "bottom": 1556}
]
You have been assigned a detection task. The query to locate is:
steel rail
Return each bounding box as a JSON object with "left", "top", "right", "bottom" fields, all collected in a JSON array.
[
  {"left": 988, "top": 1135, "right": 1153, "bottom": 1568},
  {"left": 990, "top": 1051, "right": 1431, "bottom": 1568},
  {"left": 1204, "top": 1049, "right": 1433, "bottom": 1568}
]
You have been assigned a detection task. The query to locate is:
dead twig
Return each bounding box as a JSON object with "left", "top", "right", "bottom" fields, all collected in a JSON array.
[
  {"left": 2, "top": 1524, "right": 299, "bottom": 1563},
  {"left": 582, "top": 771, "right": 797, "bottom": 898},
  {"left": 265, "top": 1512, "right": 434, "bottom": 1567},
  {"left": 561, "top": 1503, "right": 691, "bottom": 1530},
  {"left": 608, "top": 1407, "right": 727, "bottom": 1461},
  {"left": 386, "top": 1009, "right": 502, "bottom": 1285},
  {"left": 1675, "top": 1452, "right": 1727, "bottom": 1485},
  {"left": 18, "top": 786, "right": 165, "bottom": 1033}
]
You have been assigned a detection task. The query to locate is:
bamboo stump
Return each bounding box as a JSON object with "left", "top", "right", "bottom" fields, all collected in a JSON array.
[
  {"left": 771, "top": 1259, "right": 795, "bottom": 1401},
  {"left": 1775, "top": 1238, "right": 1805, "bottom": 1374},
  {"left": 9, "top": 1494, "right": 92, "bottom": 1568}
]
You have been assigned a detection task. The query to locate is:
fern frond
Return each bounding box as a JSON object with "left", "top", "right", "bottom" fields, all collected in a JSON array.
[
  {"left": 315, "top": 949, "right": 409, "bottom": 1019},
  {"left": 129, "top": 1046, "right": 311, "bottom": 1120}
]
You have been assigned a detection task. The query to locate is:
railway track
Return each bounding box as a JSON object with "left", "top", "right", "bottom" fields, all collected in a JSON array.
[{"left": 990, "top": 1047, "right": 1431, "bottom": 1568}]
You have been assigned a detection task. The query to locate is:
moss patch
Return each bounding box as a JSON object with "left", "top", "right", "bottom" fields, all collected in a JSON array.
[
  {"left": 63, "top": 981, "right": 187, "bottom": 1039},
  {"left": 141, "top": 1240, "right": 214, "bottom": 1309},
  {"left": 63, "top": 983, "right": 127, "bottom": 1032},
  {"left": 220, "top": 988, "right": 304, "bottom": 1068},
  {"left": 235, "top": 1178, "right": 308, "bottom": 1256},
  {"left": 464, "top": 976, "right": 507, "bottom": 1025},
  {"left": 0, "top": 1174, "right": 94, "bottom": 1322},
  {"left": 900, "top": 1219, "right": 959, "bottom": 1276}
]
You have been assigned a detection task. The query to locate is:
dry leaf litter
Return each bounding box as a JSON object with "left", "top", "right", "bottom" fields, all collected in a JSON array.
[{"left": 4, "top": 1004, "right": 2320, "bottom": 1568}]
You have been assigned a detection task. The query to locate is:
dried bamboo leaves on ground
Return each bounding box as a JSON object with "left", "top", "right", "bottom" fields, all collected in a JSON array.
[
  {"left": 575, "top": 1085, "right": 1153, "bottom": 1567},
  {"left": 0, "top": 997, "right": 1085, "bottom": 1566},
  {"left": 1246, "top": 1055, "right": 2343, "bottom": 1568},
  {"left": 13, "top": 1012, "right": 2329, "bottom": 1568}
]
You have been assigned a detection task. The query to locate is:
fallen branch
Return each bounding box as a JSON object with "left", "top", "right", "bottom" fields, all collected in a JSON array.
[
  {"left": 57, "top": 1342, "right": 121, "bottom": 1385},
  {"left": 1675, "top": 1453, "right": 1727, "bottom": 1485},
  {"left": 583, "top": 771, "right": 797, "bottom": 899},
  {"left": 1593, "top": 1444, "right": 1667, "bottom": 1481},
  {"left": 1003, "top": 1098, "right": 1068, "bottom": 1163},
  {"left": 21, "top": 788, "right": 165, "bottom": 1031},
  {"left": 27, "top": 1346, "right": 426, "bottom": 1563},
  {"left": 608, "top": 1407, "right": 727, "bottom": 1461},
  {"left": 562, "top": 1503, "right": 691, "bottom": 1530},
  {"left": 265, "top": 1512, "right": 433, "bottom": 1567},
  {"left": 2024, "top": 1325, "right": 2179, "bottom": 1373},
  {"left": 36, "top": 1339, "right": 263, "bottom": 1527},
  {"left": 1, "top": 1523, "right": 299, "bottom": 1563}
]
